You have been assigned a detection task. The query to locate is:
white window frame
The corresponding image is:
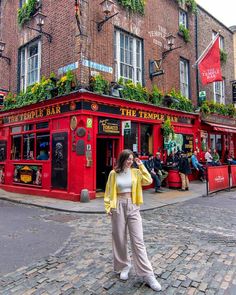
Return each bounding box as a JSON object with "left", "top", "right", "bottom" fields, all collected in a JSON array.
[
  {"left": 114, "top": 30, "right": 143, "bottom": 85},
  {"left": 20, "top": 40, "right": 41, "bottom": 92},
  {"left": 212, "top": 31, "right": 224, "bottom": 50},
  {"left": 179, "top": 9, "right": 188, "bottom": 29},
  {"left": 213, "top": 79, "right": 225, "bottom": 104},
  {"left": 179, "top": 58, "right": 189, "bottom": 98}
]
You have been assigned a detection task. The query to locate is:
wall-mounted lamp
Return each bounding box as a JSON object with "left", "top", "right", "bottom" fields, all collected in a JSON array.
[
  {"left": 0, "top": 41, "right": 11, "bottom": 65},
  {"left": 97, "top": 0, "right": 119, "bottom": 32},
  {"left": 162, "top": 34, "right": 181, "bottom": 59},
  {"left": 149, "top": 33, "right": 181, "bottom": 79},
  {"left": 27, "top": 11, "right": 52, "bottom": 43}
]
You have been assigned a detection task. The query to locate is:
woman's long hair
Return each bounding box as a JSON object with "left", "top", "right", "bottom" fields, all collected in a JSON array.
[{"left": 115, "top": 149, "right": 133, "bottom": 173}]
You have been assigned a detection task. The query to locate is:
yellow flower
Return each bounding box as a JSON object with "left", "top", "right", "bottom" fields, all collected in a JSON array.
[{"left": 60, "top": 76, "right": 67, "bottom": 83}]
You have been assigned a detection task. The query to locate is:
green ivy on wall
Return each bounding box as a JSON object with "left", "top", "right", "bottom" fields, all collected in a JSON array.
[
  {"left": 179, "top": 24, "right": 190, "bottom": 43},
  {"left": 220, "top": 49, "right": 227, "bottom": 63},
  {"left": 117, "top": 0, "right": 146, "bottom": 15},
  {"left": 17, "top": 0, "right": 38, "bottom": 27},
  {"left": 177, "top": 0, "right": 197, "bottom": 14}
]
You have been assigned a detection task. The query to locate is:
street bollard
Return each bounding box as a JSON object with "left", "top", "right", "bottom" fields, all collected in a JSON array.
[{"left": 80, "top": 189, "right": 90, "bottom": 203}]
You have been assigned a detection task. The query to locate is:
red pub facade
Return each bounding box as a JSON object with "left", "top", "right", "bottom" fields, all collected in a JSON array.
[{"left": 0, "top": 91, "right": 200, "bottom": 201}]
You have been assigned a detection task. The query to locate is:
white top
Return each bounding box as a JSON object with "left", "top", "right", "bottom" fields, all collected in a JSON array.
[
  {"left": 205, "top": 151, "right": 213, "bottom": 163},
  {"left": 116, "top": 169, "right": 132, "bottom": 193}
]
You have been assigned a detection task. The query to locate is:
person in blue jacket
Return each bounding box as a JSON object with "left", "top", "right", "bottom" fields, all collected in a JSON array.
[{"left": 191, "top": 151, "right": 205, "bottom": 181}]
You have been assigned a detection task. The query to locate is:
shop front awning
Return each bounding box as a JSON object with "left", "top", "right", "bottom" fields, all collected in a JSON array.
[{"left": 204, "top": 122, "right": 236, "bottom": 133}]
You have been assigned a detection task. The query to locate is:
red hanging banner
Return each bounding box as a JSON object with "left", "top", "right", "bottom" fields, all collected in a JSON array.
[
  {"left": 198, "top": 36, "right": 223, "bottom": 85},
  {"left": 208, "top": 166, "right": 229, "bottom": 193}
]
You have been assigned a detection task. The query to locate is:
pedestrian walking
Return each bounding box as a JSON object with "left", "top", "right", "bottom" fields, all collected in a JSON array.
[
  {"left": 104, "top": 149, "right": 162, "bottom": 292},
  {"left": 144, "top": 154, "right": 162, "bottom": 193},
  {"left": 178, "top": 151, "right": 191, "bottom": 191}
]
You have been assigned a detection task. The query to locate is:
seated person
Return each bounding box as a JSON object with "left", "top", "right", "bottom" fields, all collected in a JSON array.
[
  {"left": 212, "top": 149, "right": 221, "bottom": 165},
  {"left": 191, "top": 151, "right": 205, "bottom": 181},
  {"left": 154, "top": 152, "right": 168, "bottom": 185},
  {"left": 37, "top": 149, "right": 49, "bottom": 160},
  {"left": 166, "top": 150, "right": 179, "bottom": 168},
  {"left": 227, "top": 152, "right": 236, "bottom": 165},
  {"left": 204, "top": 148, "right": 213, "bottom": 165},
  {"left": 144, "top": 154, "right": 162, "bottom": 193}
]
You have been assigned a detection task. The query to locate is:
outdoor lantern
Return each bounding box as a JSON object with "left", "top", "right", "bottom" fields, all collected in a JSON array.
[
  {"left": 34, "top": 11, "right": 47, "bottom": 30},
  {"left": 166, "top": 34, "right": 176, "bottom": 50},
  {"left": 100, "top": 0, "right": 114, "bottom": 16},
  {"left": 161, "top": 33, "right": 181, "bottom": 59},
  {"left": 0, "top": 40, "right": 11, "bottom": 65},
  {"left": 27, "top": 11, "right": 52, "bottom": 42},
  {"left": 0, "top": 41, "right": 6, "bottom": 56},
  {"left": 97, "top": 0, "right": 119, "bottom": 31}
]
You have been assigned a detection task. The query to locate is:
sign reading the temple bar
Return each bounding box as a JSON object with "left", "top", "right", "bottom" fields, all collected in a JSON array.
[
  {"left": 98, "top": 118, "right": 120, "bottom": 135},
  {"left": 51, "top": 132, "right": 68, "bottom": 189}
]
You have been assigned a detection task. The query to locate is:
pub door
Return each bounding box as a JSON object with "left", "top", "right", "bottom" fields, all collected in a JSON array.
[{"left": 96, "top": 138, "right": 118, "bottom": 191}]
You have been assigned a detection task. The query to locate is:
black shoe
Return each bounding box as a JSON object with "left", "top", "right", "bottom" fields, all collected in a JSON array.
[
  {"left": 185, "top": 187, "right": 189, "bottom": 191},
  {"left": 179, "top": 189, "right": 186, "bottom": 191},
  {"left": 155, "top": 189, "right": 163, "bottom": 193}
]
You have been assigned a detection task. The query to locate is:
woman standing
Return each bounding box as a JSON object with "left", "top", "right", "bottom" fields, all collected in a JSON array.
[{"left": 104, "top": 149, "right": 162, "bottom": 292}]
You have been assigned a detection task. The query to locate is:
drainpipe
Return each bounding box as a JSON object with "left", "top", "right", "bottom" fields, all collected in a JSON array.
[{"left": 195, "top": 10, "right": 200, "bottom": 106}]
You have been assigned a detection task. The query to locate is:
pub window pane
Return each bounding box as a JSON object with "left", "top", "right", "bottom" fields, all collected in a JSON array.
[
  {"left": 11, "top": 135, "right": 22, "bottom": 159},
  {"left": 36, "top": 122, "right": 49, "bottom": 129},
  {"left": 11, "top": 126, "right": 21, "bottom": 133},
  {"left": 36, "top": 133, "right": 50, "bottom": 160},
  {"left": 141, "top": 124, "right": 153, "bottom": 156},
  {"left": 24, "top": 124, "right": 34, "bottom": 131},
  {"left": 23, "top": 133, "right": 35, "bottom": 159},
  {"left": 124, "top": 122, "right": 138, "bottom": 152}
]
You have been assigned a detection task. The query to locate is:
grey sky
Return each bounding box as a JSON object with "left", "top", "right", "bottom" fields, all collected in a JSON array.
[{"left": 196, "top": 0, "right": 236, "bottom": 28}]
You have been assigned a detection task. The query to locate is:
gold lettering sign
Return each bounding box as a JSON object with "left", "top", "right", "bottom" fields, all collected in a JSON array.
[
  {"left": 120, "top": 107, "right": 178, "bottom": 123},
  {"left": 5, "top": 105, "right": 61, "bottom": 124}
]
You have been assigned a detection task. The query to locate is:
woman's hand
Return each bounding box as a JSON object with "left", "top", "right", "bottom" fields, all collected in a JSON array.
[
  {"left": 107, "top": 211, "right": 112, "bottom": 216},
  {"left": 134, "top": 158, "right": 142, "bottom": 166}
]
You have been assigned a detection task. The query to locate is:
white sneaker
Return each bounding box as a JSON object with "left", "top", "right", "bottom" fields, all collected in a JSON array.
[
  {"left": 120, "top": 266, "right": 131, "bottom": 281},
  {"left": 144, "top": 275, "right": 162, "bottom": 292}
]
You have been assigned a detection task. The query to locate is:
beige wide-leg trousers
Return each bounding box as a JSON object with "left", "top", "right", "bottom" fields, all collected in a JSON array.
[
  {"left": 111, "top": 197, "right": 154, "bottom": 277},
  {"left": 179, "top": 172, "right": 189, "bottom": 190}
]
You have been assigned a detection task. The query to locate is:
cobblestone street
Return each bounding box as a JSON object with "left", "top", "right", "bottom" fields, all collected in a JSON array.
[{"left": 0, "top": 191, "right": 236, "bottom": 295}]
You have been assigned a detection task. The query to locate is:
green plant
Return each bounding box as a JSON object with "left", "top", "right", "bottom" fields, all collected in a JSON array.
[
  {"left": 179, "top": 24, "right": 190, "bottom": 43},
  {"left": 117, "top": 0, "right": 145, "bottom": 15},
  {"left": 150, "top": 85, "right": 163, "bottom": 105},
  {"left": 162, "top": 118, "right": 175, "bottom": 139},
  {"left": 2, "top": 71, "right": 77, "bottom": 111},
  {"left": 89, "top": 74, "right": 109, "bottom": 95},
  {"left": 17, "top": 0, "right": 38, "bottom": 27},
  {"left": 200, "top": 101, "right": 236, "bottom": 117},
  {"left": 177, "top": 0, "right": 197, "bottom": 13},
  {"left": 167, "top": 89, "right": 194, "bottom": 112},
  {"left": 57, "top": 71, "right": 77, "bottom": 95},
  {"left": 118, "top": 79, "right": 149, "bottom": 103},
  {"left": 220, "top": 49, "right": 227, "bottom": 63}
]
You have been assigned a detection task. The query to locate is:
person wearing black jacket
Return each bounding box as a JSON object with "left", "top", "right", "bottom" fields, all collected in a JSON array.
[
  {"left": 178, "top": 152, "right": 191, "bottom": 191},
  {"left": 144, "top": 154, "right": 162, "bottom": 193}
]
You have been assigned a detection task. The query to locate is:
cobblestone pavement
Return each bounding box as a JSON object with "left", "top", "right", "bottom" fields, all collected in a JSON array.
[{"left": 1, "top": 191, "right": 236, "bottom": 295}]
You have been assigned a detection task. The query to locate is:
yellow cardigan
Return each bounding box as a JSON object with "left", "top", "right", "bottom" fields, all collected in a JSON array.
[{"left": 104, "top": 164, "right": 152, "bottom": 213}]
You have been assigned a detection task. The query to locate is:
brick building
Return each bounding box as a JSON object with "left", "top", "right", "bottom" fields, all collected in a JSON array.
[
  {"left": 0, "top": 0, "right": 198, "bottom": 102},
  {"left": 0, "top": 1, "right": 235, "bottom": 200},
  {"left": 196, "top": 5, "right": 234, "bottom": 105}
]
